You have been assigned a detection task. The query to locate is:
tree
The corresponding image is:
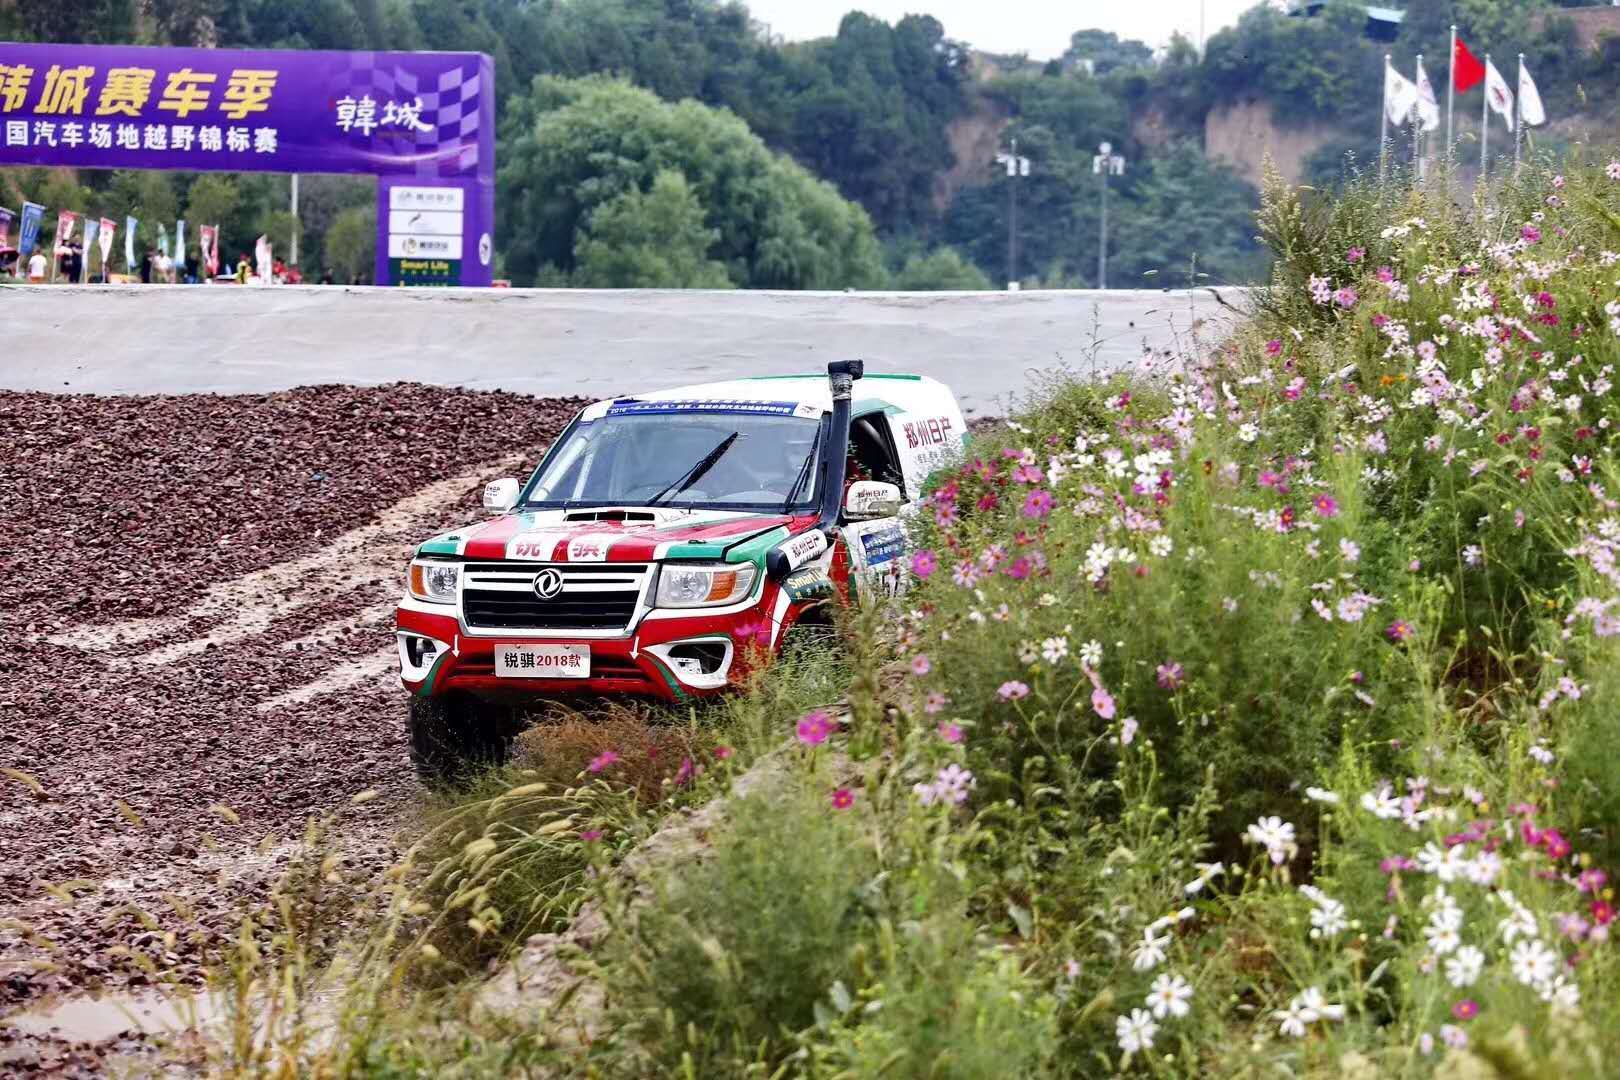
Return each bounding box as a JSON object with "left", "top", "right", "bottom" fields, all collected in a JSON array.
[
  {"left": 891, "top": 247, "right": 991, "bottom": 290},
  {"left": 498, "top": 76, "right": 885, "bottom": 290},
  {"left": 1110, "top": 142, "right": 1267, "bottom": 288},
  {"left": 574, "top": 170, "right": 731, "bottom": 288},
  {"left": 182, "top": 175, "right": 239, "bottom": 247},
  {"left": 1063, "top": 30, "right": 1154, "bottom": 76},
  {"left": 324, "top": 204, "right": 375, "bottom": 282}
]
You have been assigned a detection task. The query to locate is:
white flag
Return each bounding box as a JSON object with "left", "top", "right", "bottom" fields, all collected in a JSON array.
[
  {"left": 1518, "top": 61, "right": 1546, "bottom": 127},
  {"left": 1485, "top": 58, "right": 1515, "bottom": 131},
  {"left": 1414, "top": 59, "right": 1441, "bottom": 132},
  {"left": 1384, "top": 62, "right": 1419, "bottom": 127}
]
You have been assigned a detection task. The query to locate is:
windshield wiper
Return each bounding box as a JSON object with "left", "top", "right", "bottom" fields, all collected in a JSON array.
[
  {"left": 781, "top": 427, "right": 822, "bottom": 512},
  {"left": 648, "top": 431, "right": 740, "bottom": 505}
]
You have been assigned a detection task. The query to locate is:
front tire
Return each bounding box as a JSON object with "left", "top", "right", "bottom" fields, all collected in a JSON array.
[{"left": 408, "top": 694, "right": 519, "bottom": 783}]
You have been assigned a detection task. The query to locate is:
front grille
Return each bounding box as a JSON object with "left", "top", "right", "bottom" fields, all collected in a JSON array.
[{"left": 461, "top": 562, "right": 649, "bottom": 632}]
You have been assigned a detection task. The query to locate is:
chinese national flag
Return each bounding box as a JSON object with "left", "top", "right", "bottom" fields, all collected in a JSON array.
[{"left": 1454, "top": 37, "right": 1485, "bottom": 93}]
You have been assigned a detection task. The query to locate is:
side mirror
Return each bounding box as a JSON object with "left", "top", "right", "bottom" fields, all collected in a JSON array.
[
  {"left": 482, "top": 477, "right": 520, "bottom": 514},
  {"left": 844, "top": 480, "right": 902, "bottom": 521}
]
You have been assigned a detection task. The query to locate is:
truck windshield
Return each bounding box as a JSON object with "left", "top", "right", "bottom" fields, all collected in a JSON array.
[{"left": 522, "top": 410, "right": 826, "bottom": 512}]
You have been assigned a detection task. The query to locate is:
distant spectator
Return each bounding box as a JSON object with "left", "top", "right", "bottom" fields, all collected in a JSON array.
[
  {"left": 27, "top": 249, "right": 45, "bottom": 283},
  {"left": 140, "top": 247, "right": 154, "bottom": 285},
  {"left": 318, "top": 268, "right": 334, "bottom": 285},
  {"left": 185, "top": 253, "right": 199, "bottom": 283},
  {"left": 64, "top": 245, "right": 82, "bottom": 284},
  {"left": 234, "top": 253, "right": 250, "bottom": 284}
]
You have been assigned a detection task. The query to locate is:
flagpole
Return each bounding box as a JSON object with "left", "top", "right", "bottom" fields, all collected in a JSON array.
[
  {"left": 1514, "top": 53, "right": 1524, "bottom": 176},
  {"left": 1415, "top": 53, "right": 1425, "bottom": 182},
  {"left": 1481, "top": 53, "right": 1490, "bottom": 183},
  {"left": 1380, "top": 53, "right": 1390, "bottom": 186},
  {"left": 1447, "top": 25, "right": 1457, "bottom": 184}
]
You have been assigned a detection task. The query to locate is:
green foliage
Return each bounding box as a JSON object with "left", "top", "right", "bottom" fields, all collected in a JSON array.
[
  {"left": 574, "top": 169, "right": 731, "bottom": 289},
  {"left": 890, "top": 245, "right": 992, "bottom": 290},
  {"left": 1203, "top": 3, "right": 1383, "bottom": 130},
  {"left": 498, "top": 76, "right": 885, "bottom": 290},
  {"left": 323, "top": 203, "right": 375, "bottom": 282}
]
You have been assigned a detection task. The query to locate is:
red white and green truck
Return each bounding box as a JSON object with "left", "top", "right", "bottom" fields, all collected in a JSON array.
[{"left": 395, "top": 361, "right": 968, "bottom": 777}]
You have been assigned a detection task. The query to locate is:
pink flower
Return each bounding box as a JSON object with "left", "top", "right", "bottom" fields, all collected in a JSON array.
[
  {"left": 1387, "top": 620, "right": 1415, "bottom": 643},
  {"left": 674, "top": 756, "right": 695, "bottom": 787},
  {"left": 796, "top": 711, "right": 835, "bottom": 745},
  {"left": 937, "top": 721, "right": 964, "bottom": 743},
  {"left": 1347, "top": 246, "right": 1365, "bottom": 264},
  {"left": 733, "top": 618, "right": 771, "bottom": 644},
  {"left": 911, "top": 653, "right": 932, "bottom": 677},
  {"left": 925, "top": 691, "right": 949, "bottom": 714},
  {"left": 911, "top": 549, "right": 938, "bottom": 579},
  {"left": 1011, "top": 463, "right": 1044, "bottom": 484},
  {"left": 1522, "top": 224, "right": 1542, "bottom": 243},
  {"left": 1119, "top": 716, "right": 1138, "bottom": 745},
  {"left": 1592, "top": 900, "right": 1615, "bottom": 925},
  {"left": 1578, "top": 869, "right": 1608, "bottom": 894},
  {"left": 1156, "top": 661, "right": 1184, "bottom": 691},
  {"left": 831, "top": 788, "right": 854, "bottom": 810},
  {"left": 1022, "top": 489, "right": 1054, "bottom": 519},
  {"left": 713, "top": 745, "right": 733, "bottom": 760},
  {"left": 587, "top": 750, "right": 621, "bottom": 774},
  {"left": 1265, "top": 338, "right": 1283, "bottom": 357},
  {"left": 1091, "top": 686, "right": 1116, "bottom": 720},
  {"left": 1452, "top": 999, "right": 1479, "bottom": 1022},
  {"left": 579, "top": 829, "right": 603, "bottom": 842},
  {"left": 1334, "top": 286, "right": 1359, "bottom": 309},
  {"left": 1542, "top": 828, "right": 1571, "bottom": 860},
  {"left": 998, "top": 680, "right": 1029, "bottom": 701},
  {"left": 1312, "top": 493, "right": 1339, "bottom": 518}
]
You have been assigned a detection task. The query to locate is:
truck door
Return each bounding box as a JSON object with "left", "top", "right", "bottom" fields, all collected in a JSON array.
[{"left": 841, "top": 410, "right": 910, "bottom": 597}]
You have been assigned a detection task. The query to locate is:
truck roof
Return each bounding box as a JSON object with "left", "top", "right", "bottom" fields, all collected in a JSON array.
[{"left": 581, "top": 371, "right": 955, "bottom": 421}]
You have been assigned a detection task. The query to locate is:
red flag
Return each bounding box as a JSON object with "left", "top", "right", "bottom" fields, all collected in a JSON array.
[{"left": 1453, "top": 37, "right": 1485, "bottom": 93}]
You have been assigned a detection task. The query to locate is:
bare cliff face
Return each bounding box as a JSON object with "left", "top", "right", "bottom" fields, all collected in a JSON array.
[{"left": 1204, "top": 98, "right": 1345, "bottom": 187}]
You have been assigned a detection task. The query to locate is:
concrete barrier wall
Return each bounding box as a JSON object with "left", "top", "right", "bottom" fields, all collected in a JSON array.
[{"left": 0, "top": 284, "right": 1250, "bottom": 414}]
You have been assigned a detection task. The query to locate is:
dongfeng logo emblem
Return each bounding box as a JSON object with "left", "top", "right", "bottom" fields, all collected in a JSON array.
[{"left": 532, "top": 568, "right": 565, "bottom": 600}]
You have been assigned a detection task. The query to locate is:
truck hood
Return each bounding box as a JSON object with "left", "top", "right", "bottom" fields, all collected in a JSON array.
[{"left": 417, "top": 507, "right": 816, "bottom": 564}]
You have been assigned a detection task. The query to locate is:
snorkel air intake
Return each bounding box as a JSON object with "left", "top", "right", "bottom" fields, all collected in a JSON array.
[{"left": 816, "top": 359, "right": 864, "bottom": 534}]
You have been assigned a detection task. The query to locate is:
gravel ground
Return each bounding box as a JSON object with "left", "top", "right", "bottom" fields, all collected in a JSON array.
[{"left": 0, "top": 384, "right": 585, "bottom": 1074}]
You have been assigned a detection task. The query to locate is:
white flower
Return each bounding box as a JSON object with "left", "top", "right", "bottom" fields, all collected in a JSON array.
[
  {"left": 1425, "top": 920, "right": 1461, "bottom": 955},
  {"left": 1304, "top": 786, "right": 1341, "bottom": 804},
  {"left": 1445, "top": 945, "right": 1484, "bottom": 988},
  {"left": 1296, "top": 986, "right": 1345, "bottom": 1022},
  {"left": 1465, "top": 850, "right": 1502, "bottom": 887},
  {"left": 1497, "top": 893, "right": 1540, "bottom": 945},
  {"left": 1145, "top": 973, "right": 1193, "bottom": 1019},
  {"left": 1149, "top": 534, "right": 1174, "bottom": 558},
  {"left": 1119, "top": 716, "right": 1139, "bottom": 746},
  {"left": 1273, "top": 1002, "right": 1310, "bottom": 1038},
  {"left": 1132, "top": 927, "right": 1169, "bottom": 972},
  {"left": 1115, "top": 1008, "right": 1159, "bottom": 1053},
  {"left": 1238, "top": 422, "right": 1259, "bottom": 443},
  {"left": 1361, "top": 784, "right": 1402, "bottom": 819},
  {"left": 1440, "top": 1024, "right": 1468, "bottom": 1049},
  {"left": 1310, "top": 899, "right": 1348, "bottom": 939},
  {"left": 1509, "top": 939, "right": 1558, "bottom": 988},
  {"left": 1040, "top": 636, "right": 1069, "bottom": 665},
  {"left": 1182, "top": 862, "right": 1224, "bottom": 895},
  {"left": 1339, "top": 537, "right": 1361, "bottom": 562},
  {"left": 1079, "top": 639, "right": 1103, "bottom": 667},
  {"left": 1545, "top": 975, "right": 1580, "bottom": 1012},
  {"left": 1417, "top": 841, "right": 1469, "bottom": 883},
  {"left": 1528, "top": 741, "right": 1555, "bottom": 765},
  {"left": 1245, "top": 816, "right": 1297, "bottom": 864}
]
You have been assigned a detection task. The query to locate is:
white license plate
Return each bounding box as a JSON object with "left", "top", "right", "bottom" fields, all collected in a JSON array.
[{"left": 494, "top": 644, "right": 591, "bottom": 679}]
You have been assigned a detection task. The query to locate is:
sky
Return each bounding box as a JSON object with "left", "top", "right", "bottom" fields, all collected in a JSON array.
[{"left": 742, "top": 0, "right": 1266, "bottom": 59}]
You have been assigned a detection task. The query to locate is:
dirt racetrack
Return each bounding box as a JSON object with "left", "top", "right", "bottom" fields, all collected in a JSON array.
[{"left": 0, "top": 385, "right": 584, "bottom": 1073}]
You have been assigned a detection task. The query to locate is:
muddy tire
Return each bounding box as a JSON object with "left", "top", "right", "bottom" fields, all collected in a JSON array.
[{"left": 408, "top": 694, "right": 520, "bottom": 784}]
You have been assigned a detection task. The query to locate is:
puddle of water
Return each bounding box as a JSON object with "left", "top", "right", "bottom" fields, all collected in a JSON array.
[{"left": 3, "top": 989, "right": 220, "bottom": 1042}]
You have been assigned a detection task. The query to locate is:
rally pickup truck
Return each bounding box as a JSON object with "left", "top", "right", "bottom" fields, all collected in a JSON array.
[{"left": 395, "top": 361, "right": 968, "bottom": 778}]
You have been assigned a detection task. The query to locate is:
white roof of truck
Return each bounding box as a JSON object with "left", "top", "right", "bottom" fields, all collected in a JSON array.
[{"left": 579, "top": 372, "right": 956, "bottom": 421}]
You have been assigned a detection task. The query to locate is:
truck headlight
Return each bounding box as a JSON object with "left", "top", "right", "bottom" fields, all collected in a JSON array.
[
  {"left": 655, "top": 563, "right": 757, "bottom": 608},
  {"left": 408, "top": 559, "right": 460, "bottom": 604}
]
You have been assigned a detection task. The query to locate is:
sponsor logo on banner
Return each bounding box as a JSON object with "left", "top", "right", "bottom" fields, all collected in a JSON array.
[
  {"left": 18, "top": 202, "right": 44, "bottom": 258},
  {"left": 606, "top": 399, "right": 803, "bottom": 418},
  {"left": 566, "top": 536, "right": 611, "bottom": 562},
  {"left": 508, "top": 533, "right": 562, "bottom": 560},
  {"left": 901, "top": 415, "right": 955, "bottom": 449},
  {"left": 778, "top": 529, "right": 829, "bottom": 572},
  {"left": 782, "top": 566, "right": 835, "bottom": 600},
  {"left": 859, "top": 525, "right": 905, "bottom": 567}
]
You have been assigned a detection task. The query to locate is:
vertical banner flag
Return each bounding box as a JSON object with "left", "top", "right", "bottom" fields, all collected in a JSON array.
[
  {"left": 254, "top": 233, "right": 272, "bottom": 283},
  {"left": 1454, "top": 37, "right": 1485, "bottom": 92},
  {"left": 125, "top": 215, "right": 137, "bottom": 270},
  {"left": 1414, "top": 60, "right": 1441, "bottom": 132},
  {"left": 200, "top": 225, "right": 219, "bottom": 275},
  {"left": 19, "top": 202, "right": 44, "bottom": 258},
  {"left": 0, "top": 206, "right": 13, "bottom": 251},
  {"left": 1384, "top": 63, "right": 1418, "bottom": 127},
  {"left": 1485, "top": 57, "right": 1515, "bottom": 131},
  {"left": 80, "top": 218, "right": 99, "bottom": 282},
  {"left": 175, "top": 220, "right": 186, "bottom": 264},
  {"left": 1519, "top": 62, "right": 1546, "bottom": 128},
  {"left": 54, "top": 210, "right": 78, "bottom": 253},
  {"left": 98, "top": 217, "right": 115, "bottom": 275}
]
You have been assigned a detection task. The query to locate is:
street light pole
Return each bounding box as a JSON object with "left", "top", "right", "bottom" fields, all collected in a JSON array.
[
  {"left": 995, "top": 141, "right": 1031, "bottom": 289},
  {"left": 1093, "top": 142, "right": 1125, "bottom": 290},
  {"left": 290, "top": 173, "right": 300, "bottom": 267}
]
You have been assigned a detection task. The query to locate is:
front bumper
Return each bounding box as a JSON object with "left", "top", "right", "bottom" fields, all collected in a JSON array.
[{"left": 395, "top": 601, "right": 777, "bottom": 702}]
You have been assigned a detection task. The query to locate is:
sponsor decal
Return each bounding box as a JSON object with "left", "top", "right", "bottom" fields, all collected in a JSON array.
[
  {"left": 606, "top": 399, "right": 804, "bottom": 417},
  {"left": 782, "top": 566, "right": 834, "bottom": 600},
  {"left": 508, "top": 532, "right": 562, "bottom": 560},
  {"left": 845, "top": 480, "right": 900, "bottom": 517},
  {"left": 566, "top": 535, "right": 611, "bottom": 562},
  {"left": 859, "top": 525, "right": 905, "bottom": 567},
  {"left": 778, "top": 529, "right": 829, "bottom": 572},
  {"left": 901, "top": 415, "right": 955, "bottom": 449}
]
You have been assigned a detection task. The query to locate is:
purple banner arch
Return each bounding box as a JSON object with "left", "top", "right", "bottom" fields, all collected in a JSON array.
[{"left": 0, "top": 41, "right": 495, "bottom": 286}]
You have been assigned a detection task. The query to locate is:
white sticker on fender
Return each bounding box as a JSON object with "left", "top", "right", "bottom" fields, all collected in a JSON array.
[{"left": 779, "top": 529, "right": 829, "bottom": 571}]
